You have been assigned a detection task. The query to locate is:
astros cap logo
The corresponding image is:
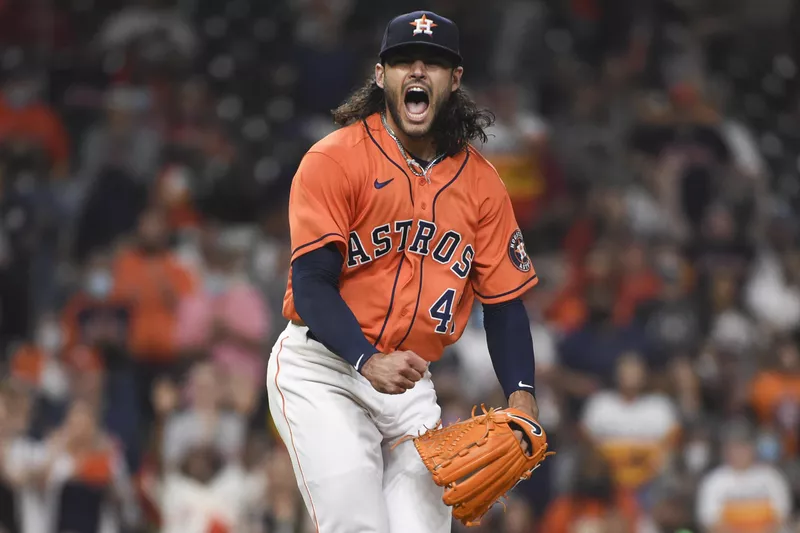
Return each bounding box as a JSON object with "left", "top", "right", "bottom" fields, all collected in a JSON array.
[{"left": 410, "top": 14, "right": 437, "bottom": 36}]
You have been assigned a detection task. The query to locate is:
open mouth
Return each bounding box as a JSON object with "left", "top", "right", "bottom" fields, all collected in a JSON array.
[{"left": 404, "top": 86, "right": 430, "bottom": 121}]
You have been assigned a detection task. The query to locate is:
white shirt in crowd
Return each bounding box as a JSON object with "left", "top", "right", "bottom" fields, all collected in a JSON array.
[
  {"left": 745, "top": 250, "right": 800, "bottom": 333},
  {"left": 696, "top": 463, "right": 792, "bottom": 532},
  {"left": 3, "top": 438, "right": 137, "bottom": 533},
  {"left": 582, "top": 391, "right": 680, "bottom": 489},
  {"left": 159, "top": 465, "right": 262, "bottom": 533},
  {"left": 3, "top": 438, "right": 48, "bottom": 533}
]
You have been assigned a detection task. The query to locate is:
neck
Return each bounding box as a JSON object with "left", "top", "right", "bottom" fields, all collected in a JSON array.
[
  {"left": 384, "top": 109, "right": 437, "bottom": 161},
  {"left": 619, "top": 390, "right": 639, "bottom": 402},
  {"left": 195, "top": 405, "right": 217, "bottom": 416}
]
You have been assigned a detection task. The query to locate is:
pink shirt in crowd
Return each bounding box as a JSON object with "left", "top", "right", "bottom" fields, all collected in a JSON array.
[{"left": 175, "top": 282, "right": 269, "bottom": 387}]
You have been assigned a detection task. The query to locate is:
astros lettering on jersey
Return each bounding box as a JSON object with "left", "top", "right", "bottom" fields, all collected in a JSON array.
[{"left": 283, "top": 112, "right": 538, "bottom": 362}]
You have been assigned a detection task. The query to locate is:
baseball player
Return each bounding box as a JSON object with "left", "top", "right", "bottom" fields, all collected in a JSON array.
[{"left": 266, "top": 10, "right": 540, "bottom": 533}]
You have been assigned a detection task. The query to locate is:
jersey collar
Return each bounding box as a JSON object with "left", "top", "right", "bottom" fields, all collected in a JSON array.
[{"left": 364, "top": 112, "right": 468, "bottom": 178}]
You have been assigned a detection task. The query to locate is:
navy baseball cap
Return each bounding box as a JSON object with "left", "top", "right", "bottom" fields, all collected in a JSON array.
[{"left": 379, "top": 11, "right": 462, "bottom": 66}]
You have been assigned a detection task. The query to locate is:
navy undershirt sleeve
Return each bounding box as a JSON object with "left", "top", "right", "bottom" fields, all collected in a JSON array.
[
  {"left": 291, "top": 243, "right": 377, "bottom": 371},
  {"left": 482, "top": 298, "right": 536, "bottom": 399}
]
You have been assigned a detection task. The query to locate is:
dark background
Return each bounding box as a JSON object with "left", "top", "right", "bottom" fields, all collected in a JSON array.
[{"left": 0, "top": 0, "right": 799, "bottom": 532}]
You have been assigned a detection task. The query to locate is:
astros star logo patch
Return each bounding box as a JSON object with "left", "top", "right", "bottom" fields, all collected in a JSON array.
[
  {"left": 508, "top": 229, "right": 531, "bottom": 272},
  {"left": 410, "top": 14, "right": 437, "bottom": 36}
]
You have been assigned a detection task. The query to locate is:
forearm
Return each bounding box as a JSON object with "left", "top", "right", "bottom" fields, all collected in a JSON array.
[
  {"left": 482, "top": 298, "right": 536, "bottom": 400},
  {"left": 292, "top": 244, "right": 377, "bottom": 370}
]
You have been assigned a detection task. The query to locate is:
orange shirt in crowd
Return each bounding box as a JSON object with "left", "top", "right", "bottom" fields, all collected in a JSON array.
[
  {"left": 0, "top": 95, "right": 69, "bottom": 171},
  {"left": 545, "top": 286, "right": 588, "bottom": 333},
  {"left": 112, "top": 247, "right": 196, "bottom": 361},
  {"left": 9, "top": 343, "right": 46, "bottom": 386},
  {"left": 73, "top": 448, "right": 115, "bottom": 487},
  {"left": 545, "top": 270, "right": 662, "bottom": 333},
  {"left": 562, "top": 217, "right": 596, "bottom": 267},
  {"left": 11, "top": 343, "right": 102, "bottom": 385},
  {"left": 614, "top": 270, "right": 662, "bottom": 325},
  {"left": 750, "top": 371, "right": 800, "bottom": 455},
  {"left": 491, "top": 151, "right": 546, "bottom": 230},
  {"left": 539, "top": 492, "right": 639, "bottom": 533}
]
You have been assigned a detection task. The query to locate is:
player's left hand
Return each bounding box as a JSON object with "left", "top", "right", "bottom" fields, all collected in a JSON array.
[{"left": 508, "top": 390, "right": 539, "bottom": 456}]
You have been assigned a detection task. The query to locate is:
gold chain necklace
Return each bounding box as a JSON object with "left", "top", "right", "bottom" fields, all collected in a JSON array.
[{"left": 381, "top": 111, "right": 444, "bottom": 181}]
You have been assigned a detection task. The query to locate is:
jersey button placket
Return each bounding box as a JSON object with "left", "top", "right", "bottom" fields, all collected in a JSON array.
[{"left": 412, "top": 173, "right": 429, "bottom": 215}]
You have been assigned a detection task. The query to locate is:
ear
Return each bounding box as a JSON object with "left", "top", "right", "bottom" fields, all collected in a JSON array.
[
  {"left": 451, "top": 66, "right": 463, "bottom": 92},
  {"left": 375, "top": 63, "right": 385, "bottom": 89}
]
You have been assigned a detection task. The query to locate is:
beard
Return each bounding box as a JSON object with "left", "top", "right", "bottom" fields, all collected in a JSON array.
[{"left": 384, "top": 80, "right": 452, "bottom": 140}]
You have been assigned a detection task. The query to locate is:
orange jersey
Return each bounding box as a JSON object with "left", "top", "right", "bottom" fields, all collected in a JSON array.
[{"left": 283, "top": 112, "right": 538, "bottom": 362}]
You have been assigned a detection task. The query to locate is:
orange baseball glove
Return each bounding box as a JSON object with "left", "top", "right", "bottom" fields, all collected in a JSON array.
[{"left": 410, "top": 405, "right": 554, "bottom": 526}]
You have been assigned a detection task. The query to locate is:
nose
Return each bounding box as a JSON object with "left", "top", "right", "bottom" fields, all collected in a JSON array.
[{"left": 409, "top": 59, "right": 427, "bottom": 79}]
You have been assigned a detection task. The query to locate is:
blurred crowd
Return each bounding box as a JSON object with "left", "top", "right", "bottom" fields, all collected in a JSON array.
[{"left": 1, "top": 0, "right": 800, "bottom": 532}]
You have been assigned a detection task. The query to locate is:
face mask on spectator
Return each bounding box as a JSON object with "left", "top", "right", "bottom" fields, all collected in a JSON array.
[
  {"left": 755, "top": 432, "right": 782, "bottom": 463},
  {"left": 37, "top": 322, "right": 62, "bottom": 352},
  {"left": 86, "top": 270, "right": 113, "bottom": 299},
  {"left": 204, "top": 273, "right": 229, "bottom": 296},
  {"left": 40, "top": 359, "right": 69, "bottom": 401},
  {"left": 684, "top": 440, "right": 711, "bottom": 474}
]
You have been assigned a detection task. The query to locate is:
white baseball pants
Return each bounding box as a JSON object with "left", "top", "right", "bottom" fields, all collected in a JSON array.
[{"left": 266, "top": 322, "right": 452, "bottom": 533}]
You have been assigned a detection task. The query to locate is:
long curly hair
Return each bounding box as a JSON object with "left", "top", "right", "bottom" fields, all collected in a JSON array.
[{"left": 331, "top": 77, "right": 495, "bottom": 157}]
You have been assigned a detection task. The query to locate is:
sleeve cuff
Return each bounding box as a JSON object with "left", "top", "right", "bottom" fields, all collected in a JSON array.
[
  {"left": 291, "top": 232, "right": 346, "bottom": 263},
  {"left": 349, "top": 335, "right": 379, "bottom": 373},
  {"left": 508, "top": 383, "right": 536, "bottom": 398},
  {"left": 473, "top": 274, "right": 539, "bottom": 304}
]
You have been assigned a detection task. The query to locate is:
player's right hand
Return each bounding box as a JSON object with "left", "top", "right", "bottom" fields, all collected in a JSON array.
[{"left": 360, "top": 350, "right": 428, "bottom": 394}]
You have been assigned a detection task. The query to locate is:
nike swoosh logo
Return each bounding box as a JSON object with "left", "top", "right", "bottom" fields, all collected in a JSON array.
[
  {"left": 355, "top": 353, "right": 366, "bottom": 371},
  {"left": 374, "top": 178, "right": 394, "bottom": 189},
  {"left": 518, "top": 381, "right": 534, "bottom": 389}
]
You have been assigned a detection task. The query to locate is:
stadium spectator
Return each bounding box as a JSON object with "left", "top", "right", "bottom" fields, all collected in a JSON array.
[
  {"left": 749, "top": 336, "right": 800, "bottom": 460},
  {"left": 37, "top": 398, "right": 139, "bottom": 533},
  {"left": 540, "top": 445, "right": 641, "bottom": 533},
  {"left": 581, "top": 352, "right": 681, "bottom": 509},
  {"left": 0, "top": 381, "right": 40, "bottom": 533},
  {"left": 159, "top": 444, "right": 251, "bottom": 533},
  {"left": 112, "top": 208, "right": 195, "bottom": 426},
  {"left": 175, "top": 226, "right": 269, "bottom": 416},
  {"left": 160, "top": 362, "right": 246, "bottom": 471},
  {"left": 696, "top": 421, "right": 793, "bottom": 533},
  {"left": 477, "top": 81, "right": 565, "bottom": 237},
  {"left": 71, "top": 85, "right": 161, "bottom": 215},
  {"left": 0, "top": 66, "right": 70, "bottom": 180}
]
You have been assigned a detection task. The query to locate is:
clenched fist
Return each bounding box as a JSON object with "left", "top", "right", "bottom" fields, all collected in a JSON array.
[{"left": 360, "top": 350, "right": 428, "bottom": 394}]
